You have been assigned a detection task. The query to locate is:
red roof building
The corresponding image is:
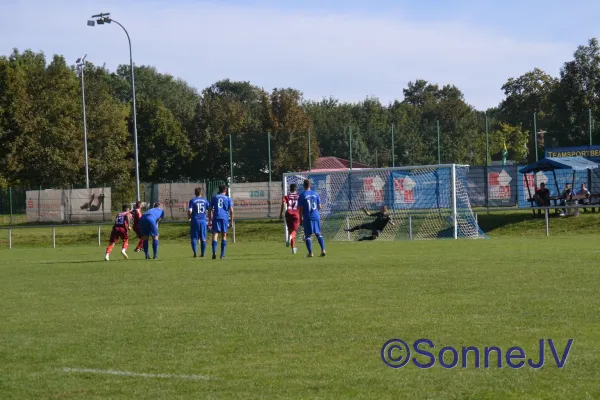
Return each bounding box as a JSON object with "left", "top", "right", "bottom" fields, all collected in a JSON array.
[{"left": 310, "top": 157, "right": 372, "bottom": 171}]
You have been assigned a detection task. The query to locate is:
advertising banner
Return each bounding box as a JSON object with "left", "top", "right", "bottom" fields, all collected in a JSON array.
[
  {"left": 25, "top": 187, "right": 111, "bottom": 223},
  {"left": 66, "top": 188, "right": 111, "bottom": 222}
]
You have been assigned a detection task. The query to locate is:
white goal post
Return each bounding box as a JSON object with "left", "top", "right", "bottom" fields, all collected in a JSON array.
[{"left": 282, "top": 164, "right": 486, "bottom": 241}]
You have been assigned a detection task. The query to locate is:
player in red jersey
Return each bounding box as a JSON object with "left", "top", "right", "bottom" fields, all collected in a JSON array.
[
  {"left": 105, "top": 204, "right": 132, "bottom": 261},
  {"left": 280, "top": 183, "right": 300, "bottom": 254},
  {"left": 131, "top": 201, "right": 144, "bottom": 252}
]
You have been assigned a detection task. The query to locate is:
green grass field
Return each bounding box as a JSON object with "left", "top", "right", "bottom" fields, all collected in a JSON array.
[{"left": 1, "top": 218, "right": 600, "bottom": 399}]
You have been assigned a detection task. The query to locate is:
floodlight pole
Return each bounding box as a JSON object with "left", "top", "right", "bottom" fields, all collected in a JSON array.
[
  {"left": 437, "top": 120, "right": 441, "bottom": 164},
  {"left": 77, "top": 55, "right": 89, "bottom": 189},
  {"left": 115, "top": 18, "right": 141, "bottom": 202},
  {"left": 485, "top": 114, "right": 489, "bottom": 165},
  {"left": 391, "top": 123, "right": 395, "bottom": 167},
  {"left": 89, "top": 13, "right": 140, "bottom": 201}
]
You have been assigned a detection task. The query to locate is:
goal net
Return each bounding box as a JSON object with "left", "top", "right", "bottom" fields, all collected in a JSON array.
[{"left": 282, "top": 164, "right": 486, "bottom": 241}]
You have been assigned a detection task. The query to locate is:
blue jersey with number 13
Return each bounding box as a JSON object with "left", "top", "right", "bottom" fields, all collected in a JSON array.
[
  {"left": 189, "top": 197, "right": 210, "bottom": 222},
  {"left": 211, "top": 194, "right": 232, "bottom": 220},
  {"left": 299, "top": 190, "right": 321, "bottom": 221}
]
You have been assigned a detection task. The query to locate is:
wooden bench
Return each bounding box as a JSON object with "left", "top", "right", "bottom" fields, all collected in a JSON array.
[{"left": 527, "top": 193, "right": 600, "bottom": 216}]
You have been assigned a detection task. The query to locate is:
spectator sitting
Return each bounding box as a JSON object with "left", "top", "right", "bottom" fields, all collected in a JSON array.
[
  {"left": 559, "top": 183, "right": 573, "bottom": 216},
  {"left": 576, "top": 183, "right": 594, "bottom": 213},
  {"left": 533, "top": 182, "right": 550, "bottom": 217}
]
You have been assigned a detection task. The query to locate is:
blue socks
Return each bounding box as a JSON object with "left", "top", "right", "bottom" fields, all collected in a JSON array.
[
  {"left": 201, "top": 241, "right": 206, "bottom": 257},
  {"left": 143, "top": 240, "right": 149, "bottom": 257},
  {"left": 152, "top": 239, "right": 159, "bottom": 258},
  {"left": 221, "top": 240, "right": 227, "bottom": 257},
  {"left": 212, "top": 240, "right": 217, "bottom": 255},
  {"left": 306, "top": 237, "right": 313, "bottom": 253},
  {"left": 317, "top": 235, "right": 325, "bottom": 251},
  {"left": 191, "top": 238, "right": 197, "bottom": 256}
]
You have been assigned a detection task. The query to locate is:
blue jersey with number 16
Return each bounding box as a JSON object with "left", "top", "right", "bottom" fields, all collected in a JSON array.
[
  {"left": 299, "top": 190, "right": 321, "bottom": 221},
  {"left": 211, "top": 194, "right": 232, "bottom": 220},
  {"left": 189, "top": 196, "right": 210, "bottom": 222}
]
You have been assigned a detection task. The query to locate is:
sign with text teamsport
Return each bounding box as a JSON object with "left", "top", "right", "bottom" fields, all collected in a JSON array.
[{"left": 545, "top": 145, "right": 600, "bottom": 161}]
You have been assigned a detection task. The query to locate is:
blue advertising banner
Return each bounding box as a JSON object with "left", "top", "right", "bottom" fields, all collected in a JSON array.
[
  {"left": 545, "top": 145, "right": 600, "bottom": 161},
  {"left": 390, "top": 169, "right": 451, "bottom": 210}
]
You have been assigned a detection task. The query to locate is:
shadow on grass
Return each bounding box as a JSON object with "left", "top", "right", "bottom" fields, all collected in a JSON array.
[{"left": 478, "top": 211, "right": 538, "bottom": 233}]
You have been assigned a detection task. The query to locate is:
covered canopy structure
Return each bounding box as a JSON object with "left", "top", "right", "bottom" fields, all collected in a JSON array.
[{"left": 519, "top": 156, "right": 600, "bottom": 200}]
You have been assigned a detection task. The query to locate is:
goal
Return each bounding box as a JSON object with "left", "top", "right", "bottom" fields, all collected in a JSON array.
[{"left": 282, "top": 164, "right": 486, "bottom": 241}]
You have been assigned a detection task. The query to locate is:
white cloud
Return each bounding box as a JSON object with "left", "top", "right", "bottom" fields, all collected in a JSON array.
[{"left": 0, "top": 0, "right": 576, "bottom": 109}]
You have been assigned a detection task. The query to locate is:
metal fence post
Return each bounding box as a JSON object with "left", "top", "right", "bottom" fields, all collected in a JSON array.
[
  {"left": 8, "top": 229, "right": 12, "bottom": 249},
  {"left": 267, "top": 132, "right": 272, "bottom": 218},
  {"left": 408, "top": 214, "right": 413, "bottom": 239},
  {"left": 98, "top": 225, "right": 101, "bottom": 246},
  {"left": 346, "top": 216, "right": 350, "bottom": 240},
  {"left": 545, "top": 208, "right": 549, "bottom": 237},
  {"left": 52, "top": 226, "right": 56, "bottom": 248},
  {"left": 9, "top": 187, "right": 13, "bottom": 225}
]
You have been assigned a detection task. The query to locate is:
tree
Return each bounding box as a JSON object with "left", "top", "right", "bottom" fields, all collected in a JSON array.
[
  {"left": 136, "top": 99, "right": 192, "bottom": 182},
  {"left": 400, "top": 80, "right": 481, "bottom": 165},
  {"left": 0, "top": 50, "right": 82, "bottom": 187},
  {"left": 554, "top": 38, "right": 600, "bottom": 146},
  {"left": 499, "top": 68, "right": 557, "bottom": 160},
  {"left": 489, "top": 123, "right": 528, "bottom": 164},
  {"left": 76, "top": 62, "right": 132, "bottom": 201},
  {"left": 268, "top": 88, "right": 316, "bottom": 178},
  {"left": 304, "top": 98, "right": 353, "bottom": 160},
  {"left": 192, "top": 80, "right": 266, "bottom": 181}
]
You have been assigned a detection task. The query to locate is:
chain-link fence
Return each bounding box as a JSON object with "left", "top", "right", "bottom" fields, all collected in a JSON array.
[{"left": 2, "top": 165, "right": 600, "bottom": 225}]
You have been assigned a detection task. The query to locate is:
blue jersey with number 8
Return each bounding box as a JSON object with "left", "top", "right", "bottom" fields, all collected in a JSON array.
[
  {"left": 211, "top": 194, "right": 232, "bottom": 220},
  {"left": 189, "top": 196, "right": 210, "bottom": 222},
  {"left": 299, "top": 190, "right": 321, "bottom": 221}
]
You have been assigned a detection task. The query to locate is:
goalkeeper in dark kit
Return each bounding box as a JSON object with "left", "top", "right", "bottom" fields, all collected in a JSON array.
[{"left": 345, "top": 205, "right": 395, "bottom": 241}]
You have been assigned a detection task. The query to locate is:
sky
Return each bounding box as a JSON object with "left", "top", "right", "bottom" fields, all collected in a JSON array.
[{"left": 1, "top": 0, "right": 599, "bottom": 110}]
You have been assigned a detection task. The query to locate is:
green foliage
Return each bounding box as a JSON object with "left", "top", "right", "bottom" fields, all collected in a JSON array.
[
  {"left": 3, "top": 37, "right": 600, "bottom": 192},
  {"left": 269, "top": 88, "right": 315, "bottom": 176},
  {"left": 499, "top": 38, "right": 600, "bottom": 159},
  {"left": 136, "top": 98, "right": 192, "bottom": 182},
  {"left": 0, "top": 50, "right": 82, "bottom": 187},
  {"left": 78, "top": 63, "right": 131, "bottom": 187}
]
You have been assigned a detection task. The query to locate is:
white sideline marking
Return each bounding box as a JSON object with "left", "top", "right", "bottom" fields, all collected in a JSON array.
[{"left": 61, "top": 367, "right": 215, "bottom": 381}]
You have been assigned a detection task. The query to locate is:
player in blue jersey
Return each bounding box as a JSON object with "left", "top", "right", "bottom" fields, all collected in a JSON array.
[
  {"left": 140, "top": 202, "right": 164, "bottom": 259},
  {"left": 298, "top": 179, "right": 326, "bottom": 257},
  {"left": 208, "top": 184, "right": 234, "bottom": 259},
  {"left": 188, "top": 187, "right": 210, "bottom": 258}
]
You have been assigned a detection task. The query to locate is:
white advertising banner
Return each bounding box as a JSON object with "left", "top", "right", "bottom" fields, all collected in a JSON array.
[
  {"left": 155, "top": 183, "right": 207, "bottom": 220},
  {"left": 26, "top": 189, "right": 64, "bottom": 223},
  {"left": 232, "top": 182, "right": 281, "bottom": 219},
  {"left": 25, "top": 187, "right": 111, "bottom": 223},
  {"left": 66, "top": 188, "right": 112, "bottom": 222}
]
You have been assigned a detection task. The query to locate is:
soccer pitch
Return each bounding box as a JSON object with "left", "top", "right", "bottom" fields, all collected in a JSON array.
[{"left": 1, "top": 236, "right": 599, "bottom": 399}]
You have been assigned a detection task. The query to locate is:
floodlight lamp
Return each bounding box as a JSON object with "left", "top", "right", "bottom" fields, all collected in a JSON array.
[
  {"left": 103, "top": 17, "right": 112, "bottom": 23},
  {"left": 87, "top": 20, "right": 95, "bottom": 26},
  {"left": 96, "top": 19, "right": 104, "bottom": 24}
]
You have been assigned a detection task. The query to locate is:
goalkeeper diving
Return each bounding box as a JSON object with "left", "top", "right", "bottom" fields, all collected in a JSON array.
[{"left": 345, "top": 205, "right": 395, "bottom": 241}]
